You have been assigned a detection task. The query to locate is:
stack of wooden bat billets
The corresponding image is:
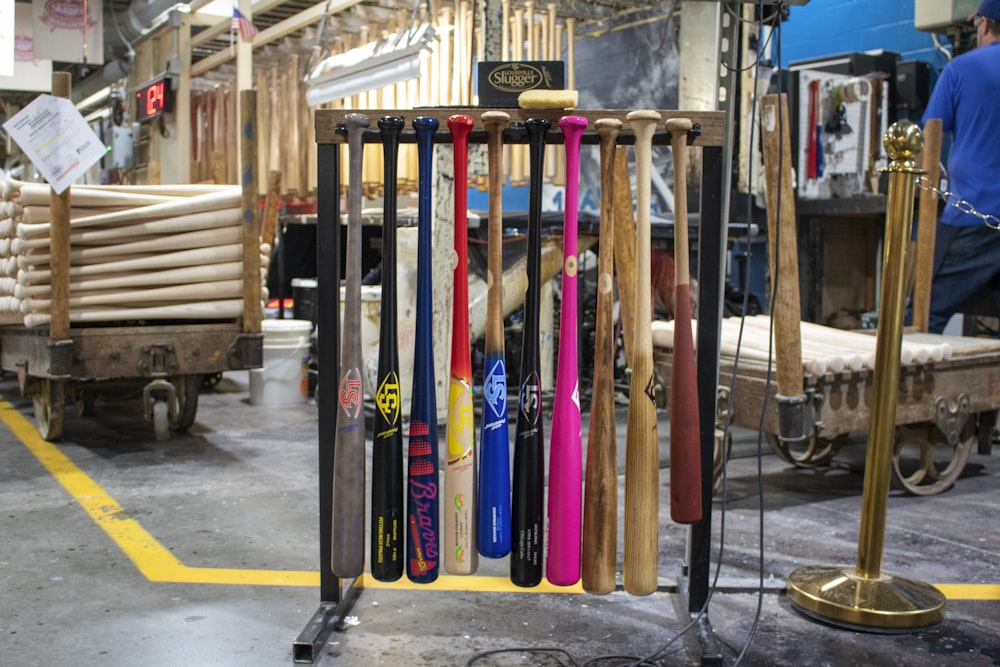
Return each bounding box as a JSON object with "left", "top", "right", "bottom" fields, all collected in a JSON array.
[
  {"left": 0, "top": 180, "right": 269, "bottom": 328},
  {"left": 651, "top": 314, "right": 954, "bottom": 377}
]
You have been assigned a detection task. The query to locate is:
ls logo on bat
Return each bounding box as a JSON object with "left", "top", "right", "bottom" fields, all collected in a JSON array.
[
  {"left": 520, "top": 372, "right": 541, "bottom": 425},
  {"left": 483, "top": 359, "right": 507, "bottom": 422},
  {"left": 339, "top": 369, "right": 363, "bottom": 419},
  {"left": 376, "top": 372, "right": 401, "bottom": 426}
]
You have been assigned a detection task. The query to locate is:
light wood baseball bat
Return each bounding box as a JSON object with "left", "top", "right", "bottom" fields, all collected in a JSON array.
[
  {"left": 612, "top": 148, "right": 636, "bottom": 369},
  {"left": 16, "top": 244, "right": 243, "bottom": 283},
  {"left": 14, "top": 227, "right": 242, "bottom": 263},
  {"left": 583, "top": 118, "right": 622, "bottom": 595},
  {"left": 331, "top": 113, "right": 370, "bottom": 579},
  {"left": 624, "top": 109, "right": 661, "bottom": 596},
  {"left": 20, "top": 279, "right": 243, "bottom": 311},
  {"left": 22, "top": 299, "right": 244, "bottom": 328},
  {"left": 14, "top": 208, "right": 242, "bottom": 242},
  {"left": 665, "top": 117, "right": 702, "bottom": 525},
  {"left": 13, "top": 262, "right": 245, "bottom": 297}
]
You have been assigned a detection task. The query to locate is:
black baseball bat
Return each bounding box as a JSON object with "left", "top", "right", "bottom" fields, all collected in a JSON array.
[
  {"left": 371, "top": 115, "right": 405, "bottom": 582},
  {"left": 511, "top": 117, "right": 550, "bottom": 587}
]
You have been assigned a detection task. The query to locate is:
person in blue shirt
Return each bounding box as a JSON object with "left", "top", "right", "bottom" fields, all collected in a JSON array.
[{"left": 922, "top": 0, "right": 1000, "bottom": 333}]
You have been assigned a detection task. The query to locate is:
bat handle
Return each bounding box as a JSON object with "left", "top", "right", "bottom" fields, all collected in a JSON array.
[{"left": 447, "top": 114, "right": 475, "bottom": 372}]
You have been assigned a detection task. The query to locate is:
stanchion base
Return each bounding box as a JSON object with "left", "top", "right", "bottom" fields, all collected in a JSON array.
[{"left": 788, "top": 565, "right": 945, "bottom": 632}]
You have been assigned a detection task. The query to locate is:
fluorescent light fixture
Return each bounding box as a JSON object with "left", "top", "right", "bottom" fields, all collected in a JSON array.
[
  {"left": 76, "top": 86, "right": 111, "bottom": 112},
  {"left": 305, "top": 24, "right": 435, "bottom": 106}
]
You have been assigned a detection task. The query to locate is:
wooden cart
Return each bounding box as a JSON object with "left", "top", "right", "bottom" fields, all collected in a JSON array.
[
  {"left": 654, "top": 321, "right": 1000, "bottom": 495},
  {"left": 0, "top": 321, "right": 261, "bottom": 440}
]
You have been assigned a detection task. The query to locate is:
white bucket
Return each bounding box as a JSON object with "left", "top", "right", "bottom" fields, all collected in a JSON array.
[{"left": 249, "top": 319, "right": 312, "bottom": 406}]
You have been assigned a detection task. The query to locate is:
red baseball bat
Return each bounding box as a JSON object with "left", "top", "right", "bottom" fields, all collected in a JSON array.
[
  {"left": 444, "top": 114, "right": 478, "bottom": 575},
  {"left": 546, "top": 115, "right": 589, "bottom": 587},
  {"left": 665, "top": 117, "right": 702, "bottom": 524}
]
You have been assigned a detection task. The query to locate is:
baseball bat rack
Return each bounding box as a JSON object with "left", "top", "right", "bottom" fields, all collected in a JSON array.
[{"left": 295, "top": 106, "right": 727, "bottom": 664}]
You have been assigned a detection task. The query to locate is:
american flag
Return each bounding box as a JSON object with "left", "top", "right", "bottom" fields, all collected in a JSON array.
[{"left": 232, "top": 8, "right": 259, "bottom": 41}]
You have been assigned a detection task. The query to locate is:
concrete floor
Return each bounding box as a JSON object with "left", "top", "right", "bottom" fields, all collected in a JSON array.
[{"left": 1, "top": 371, "right": 998, "bottom": 666}]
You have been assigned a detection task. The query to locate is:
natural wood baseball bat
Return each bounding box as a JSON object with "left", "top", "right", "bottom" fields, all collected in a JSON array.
[
  {"left": 583, "top": 118, "right": 622, "bottom": 595},
  {"left": 624, "top": 109, "right": 661, "bottom": 596},
  {"left": 16, "top": 244, "right": 243, "bottom": 283},
  {"left": 17, "top": 205, "right": 131, "bottom": 224},
  {"left": 14, "top": 208, "right": 242, "bottom": 246},
  {"left": 13, "top": 227, "right": 242, "bottom": 263},
  {"left": 20, "top": 279, "right": 243, "bottom": 311},
  {"left": 22, "top": 299, "right": 244, "bottom": 328},
  {"left": 8, "top": 182, "right": 184, "bottom": 207},
  {"left": 912, "top": 118, "right": 943, "bottom": 333},
  {"left": 331, "top": 113, "right": 370, "bottom": 579},
  {"left": 759, "top": 94, "right": 804, "bottom": 398},
  {"left": 19, "top": 190, "right": 242, "bottom": 233},
  {"left": 17, "top": 208, "right": 242, "bottom": 247},
  {"left": 13, "top": 262, "right": 245, "bottom": 297},
  {"left": 665, "top": 117, "right": 702, "bottom": 525},
  {"left": 612, "top": 148, "right": 637, "bottom": 369}
]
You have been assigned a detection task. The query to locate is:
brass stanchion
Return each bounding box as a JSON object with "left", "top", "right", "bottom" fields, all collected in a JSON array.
[{"left": 786, "top": 121, "right": 947, "bottom": 631}]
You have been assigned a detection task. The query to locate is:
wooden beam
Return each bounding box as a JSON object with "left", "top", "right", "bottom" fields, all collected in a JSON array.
[{"left": 191, "top": 0, "right": 364, "bottom": 77}]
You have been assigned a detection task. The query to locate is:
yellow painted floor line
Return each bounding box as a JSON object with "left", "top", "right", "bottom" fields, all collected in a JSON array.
[{"left": 3, "top": 398, "right": 999, "bottom": 599}]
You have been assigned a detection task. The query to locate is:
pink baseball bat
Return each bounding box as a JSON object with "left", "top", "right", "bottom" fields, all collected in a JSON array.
[{"left": 546, "top": 115, "right": 589, "bottom": 586}]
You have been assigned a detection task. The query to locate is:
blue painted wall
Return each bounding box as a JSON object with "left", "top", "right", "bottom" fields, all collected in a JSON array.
[{"left": 779, "top": 0, "right": 951, "bottom": 70}]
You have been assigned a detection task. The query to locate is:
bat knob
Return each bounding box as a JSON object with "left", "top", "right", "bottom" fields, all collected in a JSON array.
[
  {"left": 447, "top": 114, "right": 475, "bottom": 135},
  {"left": 378, "top": 116, "right": 405, "bottom": 133},
  {"left": 413, "top": 116, "right": 440, "bottom": 134},
  {"left": 558, "top": 115, "right": 589, "bottom": 141},
  {"left": 344, "top": 113, "right": 370, "bottom": 131}
]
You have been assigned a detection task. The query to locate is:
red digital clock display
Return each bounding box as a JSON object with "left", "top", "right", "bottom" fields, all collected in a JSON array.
[{"left": 135, "top": 76, "right": 173, "bottom": 122}]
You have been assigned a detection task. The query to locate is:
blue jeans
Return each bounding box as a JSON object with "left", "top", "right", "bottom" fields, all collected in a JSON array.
[{"left": 928, "top": 223, "right": 1000, "bottom": 333}]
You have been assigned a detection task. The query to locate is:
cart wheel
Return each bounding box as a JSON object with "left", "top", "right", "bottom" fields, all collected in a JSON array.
[
  {"left": 169, "top": 374, "right": 201, "bottom": 432},
  {"left": 74, "top": 389, "right": 96, "bottom": 417},
  {"left": 152, "top": 400, "right": 170, "bottom": 441},
  {"left": 32, "top": 379, "right": 66, "bottom": 441},
  {"left": 891, "top": 422, "right": 973, "bottom": 496},
  {"left": 766, "top": 433, "right": 846, "bottom": 467}
]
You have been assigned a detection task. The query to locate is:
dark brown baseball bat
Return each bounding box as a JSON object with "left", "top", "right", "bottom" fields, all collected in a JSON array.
[
  {"left": 583, "top": 118, "right": 622, "bottom": 595},
  {"left": 623, "top": 110, "right": 661, "bottom": 596},
  {"left": 331, "top": 112, "right": 369, "bottom": 578},
  {"left": 665, "top": 117, "right": 702, "bottom": 524}
]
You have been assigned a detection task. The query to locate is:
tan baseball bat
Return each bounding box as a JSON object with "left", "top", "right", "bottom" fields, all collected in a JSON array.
[
  {"left": 15, "top": 208, "right": 242, "bottom": 246},
  {"left": 14, "top": 228, "right": 242, "bottom": 263},
  {"left": 22, "top": 299, "right": 244, "bottom": 328},
  {"left": 9, "top": 183, "right": 184, "bottom": 207},
  {"left": 623, "top": 109, "right": 661, "bottom": 596},
  {"left": 21, "top": 279, "right": 244, "bottom": 311},
  {"left": 612, "top": 147, "right": 637, "bottom": 370},
  {"left": 13, "top": 262, "right": 246, "bottom": 298},
  {"left": 582, "top": 118, "right": 622, "bottom": 595},
  {"left": 17, "top": 244, "right": 243, "bottom": 283}
]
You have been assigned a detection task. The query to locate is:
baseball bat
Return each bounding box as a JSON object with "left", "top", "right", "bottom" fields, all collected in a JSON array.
[
  {"left": 665, "top": 117, "right": 702, "bottom": 525},
  {"left": 406, "top": 115, "right": 441, "bottom": 583},
  {"left": 371, "top": 116, "right": 405, "bottom": 582},
  {"left": 13, "top": 262, "right": 244, "bottom": 296},
  {"left": 582, "top": 118, "right": 622, "bottom": 595},
  {"left": 15, "top": 244, "right": 243, "bottom": 282},
  {"left": 21, "top": 299, "right": 243, "bottom": 328},
  {"left": 19, "top": 279, "right": 242, "bottom": 310},
  {"left": 14, "top": 208, "right": 242, "bottom": 246},
  {"left": 444, "top": 114, "right": 479, "bottom": 576},
  {"left": 511, "top": 117, "right": 550, "bottom": 587},
  {"left": 478, "top": 110, "right": 512, "bottom": 559},
  {"left": 331, "top": 113, "right": 369, "bottom": 579},
  {"left": 624, "top": 109, "right": 661, "bottom": 596},
  {"left": 546, "top": 114, "right": 588, "bottom": 587}
]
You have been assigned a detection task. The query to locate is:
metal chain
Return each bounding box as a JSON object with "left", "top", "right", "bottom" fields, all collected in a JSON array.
[{"left": 916, "top": 175, "right": 1000, "bottom": 229}]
